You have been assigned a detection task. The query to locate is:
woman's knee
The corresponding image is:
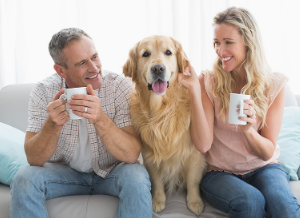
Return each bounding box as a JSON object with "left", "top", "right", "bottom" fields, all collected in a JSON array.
[
  {"left": 201, "top": 171, "right": 266, "bottom": 216},
  {"left": 231, "top": 188, "right": 265, "bottom": 214},
  {"left": 266, "top": 194, "right": 300, "bottom": 218}
]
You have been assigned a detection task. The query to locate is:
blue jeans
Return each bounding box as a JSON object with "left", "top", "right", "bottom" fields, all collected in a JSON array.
[
  {"left": 201, "top": 164, "right": 300, "bottom": 218},
  {"left": 10, "top": 162, "right": 152, "bottom": 218}
]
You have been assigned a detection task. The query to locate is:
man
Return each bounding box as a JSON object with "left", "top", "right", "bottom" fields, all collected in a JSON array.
[{"left": 10, "top": 28, "right": 152, "bottom": 218}]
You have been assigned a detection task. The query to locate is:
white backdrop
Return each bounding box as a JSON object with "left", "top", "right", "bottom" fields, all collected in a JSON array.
[{"left": 0, "top": 0, "right": 299, "bottom": 94}]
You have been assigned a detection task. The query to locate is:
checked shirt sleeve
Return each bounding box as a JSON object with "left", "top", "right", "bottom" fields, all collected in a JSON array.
[
  {"left": 26, "top": 83, "right": 49, "bottom": 133},
  {"left": 113, "top": 76, "right": 133, "bottom": 129}
]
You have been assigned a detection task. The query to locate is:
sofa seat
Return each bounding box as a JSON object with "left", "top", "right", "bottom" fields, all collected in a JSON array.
[{"left": 1, "top": 181, "right": 300, "bottom": 218}]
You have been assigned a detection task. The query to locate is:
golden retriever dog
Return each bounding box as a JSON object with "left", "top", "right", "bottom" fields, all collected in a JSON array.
[{"left": 123, "top": 35, "right": 206, "bottom": 215}]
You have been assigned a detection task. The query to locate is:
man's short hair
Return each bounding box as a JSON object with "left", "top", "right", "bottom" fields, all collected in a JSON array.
[{"left": 48, "top": 28, "right": 91, "bottom": 69}]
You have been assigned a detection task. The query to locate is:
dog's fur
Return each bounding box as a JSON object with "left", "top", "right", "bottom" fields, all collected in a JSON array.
[{"left": 123, "top": 35, "right": 206, "bottom": 215}]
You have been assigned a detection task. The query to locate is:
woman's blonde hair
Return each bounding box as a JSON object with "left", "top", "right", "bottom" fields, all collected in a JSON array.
[{"left": 212, "top": 6, "right": 273, "bottom": 129}]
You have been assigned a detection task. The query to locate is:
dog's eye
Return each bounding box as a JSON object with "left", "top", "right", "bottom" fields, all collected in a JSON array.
[
  {"left": 165, "top": 50, "right": 172, "bottom": 56},
  {"left": 142, "top": 51, "right": 150, "bottom": 57}
]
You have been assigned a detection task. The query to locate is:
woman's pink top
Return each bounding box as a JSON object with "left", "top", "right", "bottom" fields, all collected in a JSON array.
[{"left": 202, "top": 71, "right": 288, "bottom": 175}]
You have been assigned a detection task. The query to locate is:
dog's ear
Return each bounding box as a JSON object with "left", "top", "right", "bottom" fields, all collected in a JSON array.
[
  {"left": 123, "top": 43, "right": 138, "bottom": 82},
  {"left": 170, "top": 37, "right": 190, "bottom": 73}
]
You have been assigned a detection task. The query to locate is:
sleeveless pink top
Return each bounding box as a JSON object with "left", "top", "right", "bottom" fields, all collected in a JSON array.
[{"left": 202, "top": 71, "right": 288, "bottom": 175}]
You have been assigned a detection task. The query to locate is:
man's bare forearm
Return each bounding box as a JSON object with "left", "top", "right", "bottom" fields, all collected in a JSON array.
[
  {"left": 94, "top": 115, "right": 141, "bottom": 164},
  {"left": 25, "top": 117, "right": 63, "bottom": 166}
]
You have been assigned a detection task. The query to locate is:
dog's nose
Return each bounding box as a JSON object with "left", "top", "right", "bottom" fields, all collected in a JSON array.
[{"left": 151, "top": 63, "right": 165, "bottom": 74}]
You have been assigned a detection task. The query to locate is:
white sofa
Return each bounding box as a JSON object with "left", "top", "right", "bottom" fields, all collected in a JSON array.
[{"left": 0, "top": 83, "right": 299, "bottom": 218}]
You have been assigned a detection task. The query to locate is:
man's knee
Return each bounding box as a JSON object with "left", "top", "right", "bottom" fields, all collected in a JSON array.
[
  {"left": 115, "top": 162, "right": 151, "bottom": 189},
  {"left": 11, "top": 166, "right": 43, "bottom": 194}
]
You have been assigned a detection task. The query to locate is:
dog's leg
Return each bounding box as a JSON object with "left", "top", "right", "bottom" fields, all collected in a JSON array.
[
  {"left": 147, "top": 164, "right": 166, "bottom": 213},
  {"left": 185, "top": 151, "right": 206, "bottom": 215}
]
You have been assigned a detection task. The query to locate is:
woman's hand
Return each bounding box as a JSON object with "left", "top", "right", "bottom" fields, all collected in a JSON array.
[
  {"left": 178, "top": 65, "right": 201, "bottom": 94},
  {"left": 237, "top": 99, "right": 256, "bottom": 132}
]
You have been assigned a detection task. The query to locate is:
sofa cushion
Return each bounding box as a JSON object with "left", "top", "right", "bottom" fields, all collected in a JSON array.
[
  {"left": 278, "top": 107, "right": 300, "bottom": 180},
  {"left": 44, "top": 190, "right": 228, "bottom": 218},
  {"left": 0, "top": 122, "right": 28, "bottom": 185},
  {"left": 0, "top": 183, "right": 11, "bottom": 218}
]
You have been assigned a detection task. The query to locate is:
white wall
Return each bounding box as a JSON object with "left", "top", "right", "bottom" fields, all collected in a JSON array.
[{"left": 0, "top": 0, "right": 299, "bottom": 94}]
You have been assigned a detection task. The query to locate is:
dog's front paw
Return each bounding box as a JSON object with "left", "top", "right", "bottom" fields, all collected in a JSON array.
[
  {"left": 187, "top": 199, "right": 204, "bottom": 215},
  {"left": 152, "top": 199, "right": 166, "bottom": 213}
]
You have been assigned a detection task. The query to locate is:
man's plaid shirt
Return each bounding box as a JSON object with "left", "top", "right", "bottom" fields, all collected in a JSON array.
[{"left": 27, "top": 71, "right": 132, "bottom": 177}]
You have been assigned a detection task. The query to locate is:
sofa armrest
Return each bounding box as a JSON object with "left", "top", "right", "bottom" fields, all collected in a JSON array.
[
  {"left": 0, "top": 83, "right": 35, "bottom": 132},
  {"left": 296, "top": 95, "right": 300, "bottom": 107},
  {"left": 285, "top": 84, "right": 298, "bottom": 107}
]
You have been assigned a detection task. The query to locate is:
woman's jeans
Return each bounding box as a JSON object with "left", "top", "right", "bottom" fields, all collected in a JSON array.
[
  {"left": 10, "top": 162, "right": 152, "bottom": 218},
  {"left": 201, "top": 163, "right": 300, "bottom": 218}
]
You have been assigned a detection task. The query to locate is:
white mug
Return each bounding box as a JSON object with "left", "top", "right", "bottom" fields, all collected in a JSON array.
[
  {"left": 59, "top": 87, "right": 87, "bottom": 120},
  {"left": 228, "top": 93, "right": 250, "bottom": 125}
]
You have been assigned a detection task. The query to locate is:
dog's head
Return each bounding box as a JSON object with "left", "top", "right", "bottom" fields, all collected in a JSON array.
[{"left": 123, "top": 35, "right": 190, "bottom": 95}]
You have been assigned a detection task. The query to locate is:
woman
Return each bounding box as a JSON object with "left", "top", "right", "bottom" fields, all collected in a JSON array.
[{"left": 179, "top": 7, "right": 300, "bottom": 218}]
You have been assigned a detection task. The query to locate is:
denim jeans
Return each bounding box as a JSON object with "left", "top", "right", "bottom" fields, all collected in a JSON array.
[
  {"left": 10, "top": 162, "right": 152, "bottom": 218},
  {"left": 201, "top": 163, "right": 300, "bottom": 218}
]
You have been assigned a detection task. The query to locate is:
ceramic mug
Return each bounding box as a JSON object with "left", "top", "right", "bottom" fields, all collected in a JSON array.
[
  {"left": 228, "top": 93, "right": 250, "bottom": 125},
  {"left": 59, "top": 87, "right": 87, "bottom": 119}
]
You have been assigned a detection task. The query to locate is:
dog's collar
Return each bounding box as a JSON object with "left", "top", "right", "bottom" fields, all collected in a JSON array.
[{"left": 148, "top": 81, "right": 169, "bottom": 91}]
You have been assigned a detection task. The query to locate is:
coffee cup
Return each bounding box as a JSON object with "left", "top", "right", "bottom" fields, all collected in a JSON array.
[
  {"left": 59, "top": 87, "right": 87, "bottom": 119},
  {"left": 228, "top": 93, "right": 250, "bottom": 125}
]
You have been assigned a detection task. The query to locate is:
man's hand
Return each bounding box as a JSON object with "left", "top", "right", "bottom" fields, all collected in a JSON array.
[
  {"left": 47, "top": 88, "right": 69, "bottom": 126},
  {"left": 69, "top": 84, "right": 142, "bottom": 163},
  {"left": 26, "top": 89, "right": 68, "bottom": 166},
  {"left": 68, "top": 84, "right": 103, "bottom": 124}
]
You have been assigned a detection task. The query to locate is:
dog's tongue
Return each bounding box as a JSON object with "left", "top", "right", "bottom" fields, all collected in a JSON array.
[{"left": 152, "top": 80, "right": 168, "bottom": 94}]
